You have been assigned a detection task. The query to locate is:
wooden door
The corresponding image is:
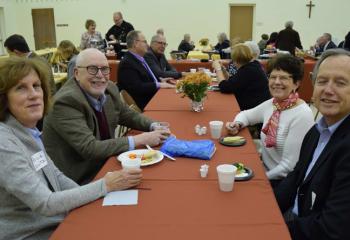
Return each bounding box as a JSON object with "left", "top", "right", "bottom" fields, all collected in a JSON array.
[
  {"left": 32, "top": 8, "right": 56, "bottom": 50},
  {"left": 230, "top": 5, "right": 254, "bottom": 42}
]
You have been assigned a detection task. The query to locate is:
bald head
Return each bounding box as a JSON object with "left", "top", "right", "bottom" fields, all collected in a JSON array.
[{"left": 75, "top": 48, "right": 107, "bottom": 67}]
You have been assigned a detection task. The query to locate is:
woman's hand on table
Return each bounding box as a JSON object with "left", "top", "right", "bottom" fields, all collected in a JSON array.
[
  {"left": 226, "top": 122, "right": 241, "bottom": 135},
  {"left": 133, "top": 130, "right": 171, "bottom": 147},
  {"left": 104, "top": 169, "right": 142, "bottom": 192}
]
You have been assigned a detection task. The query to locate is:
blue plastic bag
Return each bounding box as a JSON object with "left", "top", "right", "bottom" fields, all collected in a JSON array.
[{"left": 160, "top": 136, "right": 215, "bottom": 160}]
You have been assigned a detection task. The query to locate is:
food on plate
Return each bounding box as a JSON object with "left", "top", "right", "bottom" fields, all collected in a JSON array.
[
  {"left": 127, "top": 150, "right": 159, "bottom": 164},
  {"left": 128, "top": 153, "right": 138, "bottom": 159},
  {"left": 233, "top": 163, "right": 246, "bottom": 175},
  {"left": 222, "top": 136, "right": 245, "bottom": 144}
]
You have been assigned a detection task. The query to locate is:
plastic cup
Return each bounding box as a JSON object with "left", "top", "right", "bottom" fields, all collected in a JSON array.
[
  {"left": 154, "top": 122, "right": 170, "bottom": 131},
  {"left": 190, "top": 68, "right": 197, "bottom": 73},
  {"left": 121, "top": 158, "right": 141, "bottom": 170},
  {"left": 209, "top": 121, "right": 223, "bottom": 139},
  {"left": 216, "top": 164, "right": 237, "bottom": 192}
]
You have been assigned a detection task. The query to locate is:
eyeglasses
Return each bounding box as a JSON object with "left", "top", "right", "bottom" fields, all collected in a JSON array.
[
  {"left": 269, "top": 74, "right": 293, "bottom": 82},
  {"left": 135, "top": 39, "right": 148, "bottom": 44},
  {"left": 155, "top": 41, "right": 168, "bottom": 47},
  {"left": 77, "top": 66, "right": 111, "bottom": 75}
]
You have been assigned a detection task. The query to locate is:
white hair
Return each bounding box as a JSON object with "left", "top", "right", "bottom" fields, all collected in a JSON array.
[{"left": 244, "top": 41, "right": 260, "bottom": 59}]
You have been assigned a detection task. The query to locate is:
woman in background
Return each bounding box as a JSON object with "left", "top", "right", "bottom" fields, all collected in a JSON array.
[
  {"left": 0, "top": 57, "right": 142, "bottom": 239},
  {"left": 226, "top": 54, "right": 314, "bottom": 188},
  {"left": 80, "top": 19, "right": 105, "bottom": 52},
  {"left": 213, "top": 43, "right": 270, "bottom": 111},
  {"left": 50, "top": 40, "right": 79, "bottom": 78}
]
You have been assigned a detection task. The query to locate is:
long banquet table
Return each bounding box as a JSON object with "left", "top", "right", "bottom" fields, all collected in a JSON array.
[
  {"left": 108, "top": 58, "right": 315, "bottom": 103},
  {"left": 50, "top": 89, "right": 291, "bottom": 240}
]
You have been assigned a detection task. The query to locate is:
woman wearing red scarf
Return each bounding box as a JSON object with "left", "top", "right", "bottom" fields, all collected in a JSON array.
[{"left": 226, "top": 54, "right": 314, "bottom": 188}]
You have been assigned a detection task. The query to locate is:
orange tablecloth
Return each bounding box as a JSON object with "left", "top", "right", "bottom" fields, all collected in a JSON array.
[
  {"left": 50, "top": 89, "right": 291, "bottom": 240},
  {"left": 145, "top": 89, "right": 240, "bottom": 112}
]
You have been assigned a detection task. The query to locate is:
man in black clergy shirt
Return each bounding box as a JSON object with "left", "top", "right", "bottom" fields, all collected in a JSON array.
[{"left": 105, "top": 11, "right": 134, "bottom": 59}]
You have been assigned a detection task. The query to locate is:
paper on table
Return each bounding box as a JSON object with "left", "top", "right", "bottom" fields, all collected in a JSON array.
[{"left": 102, "top": 190, "right": 138, "bottom": 206}]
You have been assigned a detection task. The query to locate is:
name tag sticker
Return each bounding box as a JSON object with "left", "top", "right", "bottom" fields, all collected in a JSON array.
[{"left": 31, "top": 151, "right": 48, "bottom": 171}]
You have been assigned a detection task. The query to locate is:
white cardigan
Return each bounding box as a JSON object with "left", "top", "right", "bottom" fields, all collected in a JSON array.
[{"left": 234, "top": 99, "right": 315, "bottom": 180}]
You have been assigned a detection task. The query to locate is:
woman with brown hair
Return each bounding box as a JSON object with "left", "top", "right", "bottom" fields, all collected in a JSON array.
[
  {"left": 0, "top": 57, "right": 142, "bottom": 239},
  {"left": 80, "top": 19, "right": 105, "bottom": 51}
]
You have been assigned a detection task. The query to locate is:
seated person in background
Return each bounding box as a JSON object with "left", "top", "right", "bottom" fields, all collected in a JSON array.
[
  {"left": 258, "top": 33, "right": 269, "bottom": 53},
  {"left": 4, "top": 34, "right": 56, "bottom": 95},
  {"left": 118, "top": 30, "right": 175, "bottom": 111},
  {"left": 50, "top": 40, "right": 79, "bottom": 79},
  {"left": 266, "top": 32, "right": 278, "bottom": 48},
  {"left": 314, "top": 33, "right": 337, "bottom": 56},
  {"left": 0, "top": 57, "right": 142, "bottom": 239},
  {"left": 212, "top": 43, "right": 270, "bottom": 110},
  {"left": 80, "top": 19, "right": 105, "bottom": 52},
  {"left": 214, "top": 32, "right": 231, "bottom": 59},
  {"left": 144, "top": 34, "right": 182, "bottom": 79},
  {"left": 275, "top": 49, "right": 350, "bottom": 240},
  {"left": 43, "top": 48, "right": 170, "bottom": 184},
  {"left": 226, "top": 54, "right": 314, "bottom": 188},
  {"left": 178, "top": 33, "right": 195, "bottom": 53},
  {"left": 337, "top": 31, "right": 350, "bottom": 49}
]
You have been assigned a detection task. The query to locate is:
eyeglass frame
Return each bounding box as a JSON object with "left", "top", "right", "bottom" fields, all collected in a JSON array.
[
  {"left": 268, "top": 73, "right": 293, "bottom": 82},
  {"left": 77, "top": 65, "right": 111, "bottom": 75},
  {"left": 153, "top": 41, "right": 168, "bottom": 47}
]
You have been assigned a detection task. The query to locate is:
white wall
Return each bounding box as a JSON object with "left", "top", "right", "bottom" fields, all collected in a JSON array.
[{"left": 1, "top": 0, "right": 349, "bottom": 57}]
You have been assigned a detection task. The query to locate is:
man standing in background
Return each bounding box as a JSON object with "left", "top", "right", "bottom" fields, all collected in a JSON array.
[
  {"left": 105, "top": 12, "right": 134, "bottom": 59},
  {"left": 276, "top": 21, "right": 303, "bottom": 55}
]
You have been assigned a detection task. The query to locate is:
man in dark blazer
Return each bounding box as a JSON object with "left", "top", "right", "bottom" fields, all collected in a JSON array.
[
  {"left": 144, "top": 34, "right": 182, "bottom": 79},
  {"left": 276, "top": 21, "right": 303, "bottom": 55},
  {"left": 118, "top": 30, "right": 175, "bottom": 110},
  {"left": 315, "top": 33, "right": 337, "bottom": 56},
  {"left": 275, "top": 49, "right": 350, "bottom": 240},
  {"left": 43, "top": 48, "right": 170, "bottom": 184}
]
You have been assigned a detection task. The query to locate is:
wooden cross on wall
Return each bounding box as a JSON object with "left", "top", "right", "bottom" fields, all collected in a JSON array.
[{"left": 306, "top": 0, "right": 315, "bottom": 18}]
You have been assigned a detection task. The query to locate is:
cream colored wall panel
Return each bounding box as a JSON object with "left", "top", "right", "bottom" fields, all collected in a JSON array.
[{"left": 0, "top": 0, "right": 348, "bottom": 56}]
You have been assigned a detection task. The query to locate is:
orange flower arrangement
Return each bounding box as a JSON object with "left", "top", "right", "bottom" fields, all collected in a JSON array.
[{"left": 176, "top": 72, "right": 211, "bottom": 102}]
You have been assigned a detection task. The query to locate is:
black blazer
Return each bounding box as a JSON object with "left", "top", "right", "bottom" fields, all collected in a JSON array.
[
  {"left": 275, "top": 115, "right": 350, "bottom": 240},
  {"left": 218, "top": 60, "right": 270, "bottom": 110},
  {"left": 117, "top": 51, "right": 158, "bottom": 110},
  {"left": 144, "top": 49, "right": 181, "bottom": 79},
  {"left": 276, "top": 27, "right": 303, "bottom": 55}
]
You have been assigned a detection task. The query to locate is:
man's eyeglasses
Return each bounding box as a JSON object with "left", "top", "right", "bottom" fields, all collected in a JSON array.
[
  {"left": 155, "top": 41, "right": 168, "bottom": 47},
  {"left": 77, "top": 66, "right": 111, "bottom": 75}
]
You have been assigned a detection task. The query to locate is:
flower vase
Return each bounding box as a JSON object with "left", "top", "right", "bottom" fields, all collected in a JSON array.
[{"left": 190, "top": 99, "right": 204, "bottom": 112}]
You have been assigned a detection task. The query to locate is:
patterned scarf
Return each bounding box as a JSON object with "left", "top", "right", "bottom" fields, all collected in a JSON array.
[{"left": 262, "top": 92, "right": 299, "bottom": 148}]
